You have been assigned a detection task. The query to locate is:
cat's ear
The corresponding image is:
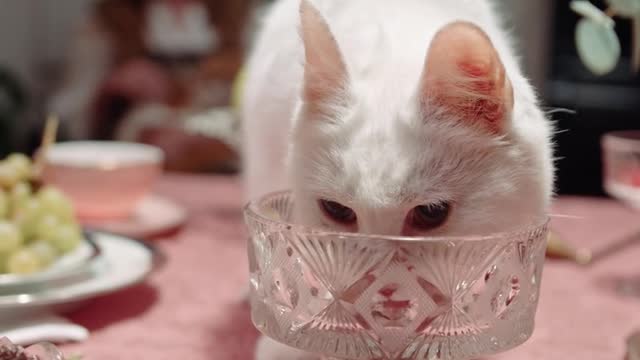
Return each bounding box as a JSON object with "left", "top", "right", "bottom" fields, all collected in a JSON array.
[
  {"left": 420, "top": 21, "right": 513, "bottom": 133},
  {"left": 299, "top": 0, "right": 348, "bottom": 109}
]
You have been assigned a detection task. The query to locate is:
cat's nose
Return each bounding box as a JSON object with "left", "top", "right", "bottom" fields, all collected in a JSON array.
[{"left": 358, "top": 212, "right": 404, "bottom": 236}]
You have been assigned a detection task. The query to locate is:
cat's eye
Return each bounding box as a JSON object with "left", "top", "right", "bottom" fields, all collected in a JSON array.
[
  {"left": 408, "top": 202, "right": 450, "bottom": 230},
  {"left": 318, "top": 199, "right": 357, "bottom": 225}
]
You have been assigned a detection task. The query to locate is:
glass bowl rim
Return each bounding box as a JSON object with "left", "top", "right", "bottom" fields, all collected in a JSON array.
[{"left": 244, "top": 191, "right": 550, "bottom": 243}]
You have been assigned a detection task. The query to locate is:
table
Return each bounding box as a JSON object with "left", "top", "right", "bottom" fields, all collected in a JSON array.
[{"left": 60, "top": 174, "right": 640, "bottom": 359}]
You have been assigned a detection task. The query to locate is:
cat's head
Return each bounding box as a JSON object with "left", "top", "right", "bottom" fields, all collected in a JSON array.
[{"left": 288, "top": 0, "right": 551, "bottom": 236}]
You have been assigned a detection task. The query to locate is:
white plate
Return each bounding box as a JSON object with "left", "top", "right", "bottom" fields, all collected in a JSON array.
[
  {"left": 0, "top": 231, "right": 160, "bottom": 315},
  {"left": 82, "top": 195, "right": 187, "bottom": 239},
  {"left": 0, "top": 237, "right": 100, "bottom": 291}
]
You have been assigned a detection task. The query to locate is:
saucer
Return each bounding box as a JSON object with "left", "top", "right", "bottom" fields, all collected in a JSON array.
[
  {"left": 0, "top": 231, "right": 161, "bottom": 316},
  {"left": 81, "top": 195, "right": 187, "bottom": 239}
]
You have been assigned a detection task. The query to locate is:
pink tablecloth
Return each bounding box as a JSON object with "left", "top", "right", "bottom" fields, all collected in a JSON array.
[{"left": 60, "top": 174, "right": 640, "bottom": 360}]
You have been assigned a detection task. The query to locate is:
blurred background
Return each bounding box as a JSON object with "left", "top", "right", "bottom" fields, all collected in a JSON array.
[{"left": 0, "top": 0, "right": 637, "bottom": 195}]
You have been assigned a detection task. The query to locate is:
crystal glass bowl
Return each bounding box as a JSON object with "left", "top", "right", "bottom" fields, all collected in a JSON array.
[
  {"left": 0, "top": 337, "right": 64, "bottom": 359},
  {"left": 602, "top": 130, "right": 640, "bottom": 210},
  {"left": 244, "top": 192, "right": 549, "bottom": 360}
]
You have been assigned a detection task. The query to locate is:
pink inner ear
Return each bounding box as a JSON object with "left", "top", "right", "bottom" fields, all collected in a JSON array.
[
  {"left": 300, "top": 0, "right": 348, "bottom": 109},
  {"left": 423, "top": 21, "right": 513, "bottom": 133},
  {"left": 450, "top": 61, "right": 507, "bottom": 128}
]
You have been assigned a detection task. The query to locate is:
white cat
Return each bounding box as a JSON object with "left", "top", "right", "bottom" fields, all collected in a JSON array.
[{"left": 241, "top": 0, "right": 554, "bottom": 358}]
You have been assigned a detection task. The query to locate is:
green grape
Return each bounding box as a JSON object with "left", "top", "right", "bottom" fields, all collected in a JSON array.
[
  {"left": 0, "top": 221, "right": 23, "bottom": 253},
  {"left": 6, "top": 153, "right": 32, "bottom": 181},
  {"left": 9, "top": 181, "right": 32, "bottom": 216},
  {"left": 7, "top": 248, "right": 42, "bottom": 274},
  {"left": 28, "top": 241, "right": 57, "bottom": 267},
  {"left": 48, "top": 223, "right": 82, "bottom": 254},
  {"left": 0, "top": 188, "right": 8, "bottom": 219},
  {"left": 0, "top": 252, "right": 8, "bottom": 273},
  {"left": 0, "top": 162, "right": 20, "bottom": 188},
  {"left": 37, "top": 187, "right": 75, "bottom": 222},
  {"left": 12, "top": 198, "right": 44, "bottom": 242},
  {"left": 35, "top": 214, "right": 61, "bottom": 243}
]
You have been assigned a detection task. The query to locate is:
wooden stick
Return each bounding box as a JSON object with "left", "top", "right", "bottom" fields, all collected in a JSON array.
[
  {"left": 547, "top": 231, "right": 593, "bottom": 265},
  {"left": 32, "top": 114, "right": 59, "bottom": 179}
]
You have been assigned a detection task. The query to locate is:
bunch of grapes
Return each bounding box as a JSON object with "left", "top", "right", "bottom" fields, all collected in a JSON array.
[{"left": 0, "top": 153, "right": 82, "bottom": 275}]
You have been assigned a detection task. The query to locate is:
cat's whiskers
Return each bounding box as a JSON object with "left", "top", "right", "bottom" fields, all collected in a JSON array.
[
  {"left": 543, "top": 107, "right": 576, "bottom": 115},
  {"left": 547, "top": 213, "right": 585, "bottom": 219}
]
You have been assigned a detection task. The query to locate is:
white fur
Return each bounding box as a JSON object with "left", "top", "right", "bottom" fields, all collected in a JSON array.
[{"left": 242, "top": 0, "right": 554, "bottom": 358}]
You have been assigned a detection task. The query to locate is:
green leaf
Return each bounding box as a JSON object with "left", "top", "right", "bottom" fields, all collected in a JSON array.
[{"left": 575, "top": 18, "right": 621, "bottom": 75}]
